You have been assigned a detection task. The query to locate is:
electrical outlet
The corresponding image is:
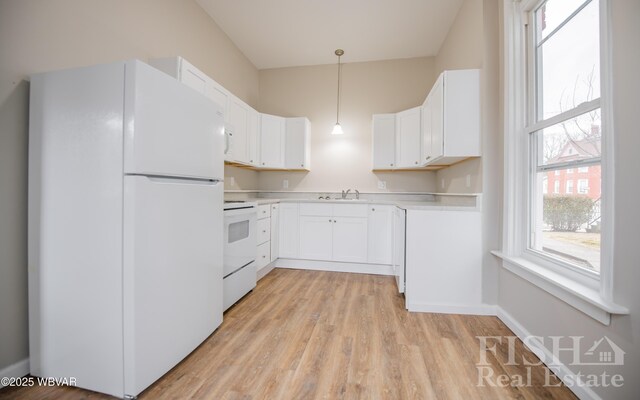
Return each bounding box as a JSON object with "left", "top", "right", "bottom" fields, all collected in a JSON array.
[
  {"left": 466, "top": 174, "right": 471, "bottom": 188},
  {"left": 377, "top": 180, "right": 387, "bottom": 190},
  {"left": 230, "top": 177, "right": 235, "bottom": 187},
  {"left": 441, "top": 178, "right": 445, "bottom": 189},
  {"left": 283, "top": 179, "right": 289, "bottom": 189}
]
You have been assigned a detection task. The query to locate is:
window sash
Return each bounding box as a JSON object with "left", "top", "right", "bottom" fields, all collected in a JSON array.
[{"left": 526, "top": 0, "right": 602, "bottom": 277}]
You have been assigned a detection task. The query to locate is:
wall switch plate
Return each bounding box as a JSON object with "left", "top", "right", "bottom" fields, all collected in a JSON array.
[
  {"left": 229, "top": 177, "right": 235, "bottom": 187},
  {"left": 441, "top": 178, "right": 445, "bottom": 189},
  {"left": 466, "top": 174, "right": 471, "bottom": 188},
  {"left": 377, "top": 180, "right": 387, "bottom": 190},
  {"left": 283, "top": 179, "right": 289, "bottom": 189}
]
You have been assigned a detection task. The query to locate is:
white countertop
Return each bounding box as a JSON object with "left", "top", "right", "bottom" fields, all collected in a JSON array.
[{"left": 237, "top": 197, "right": 479, "bottom": 212}]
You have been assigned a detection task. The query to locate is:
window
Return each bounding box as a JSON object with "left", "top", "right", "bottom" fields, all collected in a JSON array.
[
  {"left": 529, "top": 0, "right": 602, "bottom": 274},
  {"left": 578, "top": 179, "right": 589, "bottom": 194},
  {"left": 501, "top": 0, "right": 627, "bottom": 324}
]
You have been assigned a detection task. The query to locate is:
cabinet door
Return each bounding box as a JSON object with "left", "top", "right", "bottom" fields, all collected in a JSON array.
[
  {"left": 259, "top": 113, "right": 285, "bottom": 168},
  {"left": 332, "top": 217, "right": 368, "bottom": 263},
  {"left": 270, "top": 204, "right": 279, "bottom": 262},
  {"left": 179, "top": 62, "right": 207, "bottom": 95},
  {"left": 367, "top": 205, "right": 393, "bottom": 265},
  {"left": 279, "top": 203, "right": 299, "bottom": 258},
  {"left": 228, "top": 97, "right": 249, "bottom": 163},
  {"left": 396, "top": 107, "right": 422, "bottom": 168},
  {"left": 393, "top": 208, "right": 406, "bottom": 293},
  {"left": 372, "top": 114, "right": 396, "bottom": 169},
  {"left": 299, "top": 216, "right": 333, "bottom": 261},
  {"left": 421, "top": 98, "right": 432, "bottom": 165},
  {"left": 247, "top": 108, "right": 259, "bottom": 166},
  {"left": 285, "top": 117, "right": 310, "bottom": 170},
  {"left": 205, "top": 80, "right": 229, "bottom": 123},
  {"left": 429, "top": 75, "right": 444, "bottom": 161}
]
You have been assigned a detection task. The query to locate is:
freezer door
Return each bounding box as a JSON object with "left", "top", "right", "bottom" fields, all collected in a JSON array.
[
  {"left": 122, "top": 175, "right": 223, "bottom": 397},
  {"left": 124, "top": 60, "right": 224, "bottom": 179}
]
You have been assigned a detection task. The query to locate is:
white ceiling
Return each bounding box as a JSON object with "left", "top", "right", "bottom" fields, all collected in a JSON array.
[{"left": 196, "top": 0, "right": 464, "bottom": 70}]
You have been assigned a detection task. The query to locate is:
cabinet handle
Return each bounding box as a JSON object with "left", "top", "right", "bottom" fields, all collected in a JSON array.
[
  {"left": 333, "top": 220, "right": 337, "bottom": 223},
  {"left": 329, "top": 219, "right": 332, "bottom": 222},
  {"left": 262, "top": 255, "right": 266, "bottom": 258},
  {"left": 425, "top": 156, "right": 431, "bottom": 161},
  {"left": 372, "top": 208, "right": 375, "bottom": 211},
  {"left": 301, "top": 164, "right": 304, "bottom": 167},
  {"left": 250, "top": 159, "right": 254, "bottom": 163},
  {"left": 262, "top": 230, "right": 266, "bottom": 233},
  {"left": 390, "top": 163, "right": 394, "bottom": 166},
  {"left": 414, "top": 161, "right": 418, "bottom": 165}
]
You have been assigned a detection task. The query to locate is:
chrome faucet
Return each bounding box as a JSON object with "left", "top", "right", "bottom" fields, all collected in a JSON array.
[
  {"left": 355, "top": 189, "right": 360, "bottom": 200},
  {"left": 341, "top": 189, "right": 351, "bottom": 199}
]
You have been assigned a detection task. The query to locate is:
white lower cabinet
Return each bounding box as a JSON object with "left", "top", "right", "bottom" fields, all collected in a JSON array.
[
  {"left": 278, "top": 203, "right": 299, "bottom": 258},
  {"left": 255, "top": 204, "right": 271, "bottom": 271},
  {"left": 299, "top": 216, "right": 333, "bottom": 261},
  {"left": 332, "top": 217, "right": 368, "bottom": 263},
  {"left": 256, "top": 241, "right": 270, "bottom": 270},
  {"left": 405, "top": 209, "right": 482, "bottom": 312},
  {"left": 296, "top": 203, "right": 369, "bottom": 263},
  {"left": 270, "top": 204, "right": 279, "bottom": 262},
  {"left": 367, "top": 205, "right": 393, "bottom": 264},
  {"left": 392, "top": 207, "right": 406, "bottom": 293}
]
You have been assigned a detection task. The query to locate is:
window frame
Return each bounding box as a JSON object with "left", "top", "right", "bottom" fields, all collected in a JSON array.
[
  {"left": 498, "top": 0, "right": 627, "bottom": 324},
  {"left": 525, "top": 0, "right": 603, "bottom": 280}
]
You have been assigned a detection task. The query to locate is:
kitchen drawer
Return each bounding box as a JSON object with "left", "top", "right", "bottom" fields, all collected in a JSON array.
[
  {"left": 256, "top": 241, "right": 270, "bottom": 270},
  {"left": 257, "top": 218, "right": 271, "bottom": 245},
  {"left": 299, "top": 202, "right": 332, "bottom": 216},
  {"left": 333, "top": 203, "right": 368, "bottom": 218},
  {"left": 257, "top": 204, "right": 271, "bottom": 220}
]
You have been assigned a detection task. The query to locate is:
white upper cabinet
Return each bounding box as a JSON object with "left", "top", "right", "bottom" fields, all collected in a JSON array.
[
  {"left": 371, "top": 68, "right": 480, "bottom": 170},
  {"left": 247, "top": 108, "right": 259, "bottom": 166},
  {"left": 422, "top": 69, "right": 480, "bottom": 166},
  {"left": 395, "top": 106, "right": 422, "bottom": 168},
  {"left": 150, "top": 57, "right": 312, "bottom": 171},
  {"left": 284, "top": 117, "right": 311, "bottom": 170},
  {"left": 372, "top": 114, "right": 396, "bottom": 169},
  {"left": 228, "top": 96, "right": 250, "bottom": 164},
  {"left": 259, "top": 113, "right": 285, "bottom": 169},
  {"left": 150, "top": 57, "right": 230, "bottom": 120}
]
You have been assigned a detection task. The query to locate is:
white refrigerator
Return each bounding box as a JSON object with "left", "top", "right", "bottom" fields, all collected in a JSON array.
[{"left": 28, "top": 60, "right": 224, "bottom": 398}]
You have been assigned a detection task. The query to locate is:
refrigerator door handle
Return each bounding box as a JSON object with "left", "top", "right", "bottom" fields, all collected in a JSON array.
[{"left": 131, "top": 174, "right": 223, "bottom": 186}]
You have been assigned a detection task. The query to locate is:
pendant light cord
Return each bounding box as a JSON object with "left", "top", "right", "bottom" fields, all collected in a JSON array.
[{"left": 336, "top": 54, "right": 341, "bottom": 124}]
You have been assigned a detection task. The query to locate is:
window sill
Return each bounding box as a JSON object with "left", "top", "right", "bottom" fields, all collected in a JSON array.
[{"left": 492, "top": 251, "right": 628, "bottom": 325}]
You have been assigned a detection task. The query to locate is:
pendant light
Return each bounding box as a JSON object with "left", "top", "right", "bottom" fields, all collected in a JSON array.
[{"left": 332, "top": 49, "right": 344, "bottom": 135}]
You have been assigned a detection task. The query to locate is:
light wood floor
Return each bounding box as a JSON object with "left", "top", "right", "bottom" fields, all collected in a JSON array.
[{"left": 1, "top": 268, "right": 576, "bottom": 400}]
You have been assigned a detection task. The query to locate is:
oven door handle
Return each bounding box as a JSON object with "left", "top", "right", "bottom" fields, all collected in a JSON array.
[{"left": 223, "top": 208, "right": 257, "bottom": 218}]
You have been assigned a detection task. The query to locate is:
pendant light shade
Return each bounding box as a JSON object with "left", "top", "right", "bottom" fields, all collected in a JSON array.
[{"left": 332, "top": 49, "right": 344, "bottom": 135}]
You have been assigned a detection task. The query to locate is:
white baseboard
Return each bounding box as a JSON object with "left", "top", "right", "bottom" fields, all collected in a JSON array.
[
  {"left": 0, "top": 358, "right": 29, "bottom": 386},
  {"left": 496, "top": 307, "right": 602, "bottom": 400},
  {"left": 257, "top": 261, "right": 276, "bottom": 281},
  {"left": 275, "top": 258, "right": 394, "bottom": 276},
  {"left": 407, "top": 302, "right": 497, "bottom": 315}
]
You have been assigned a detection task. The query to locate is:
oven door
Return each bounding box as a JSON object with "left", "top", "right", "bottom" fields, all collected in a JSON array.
[{"left": 223, "top": 208, "right": 257, "bottom": 277}]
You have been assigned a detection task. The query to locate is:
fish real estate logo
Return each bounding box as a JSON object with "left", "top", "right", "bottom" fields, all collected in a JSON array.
[{"left": 475, "top": 335, "right": 625, "bottom": 389}]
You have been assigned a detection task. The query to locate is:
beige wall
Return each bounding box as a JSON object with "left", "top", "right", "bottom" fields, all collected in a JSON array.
[
  {"left": 0, "top": 0, "right": 259, "bottom": 371},
  {"left": 433, "top": 0, "right": 485, "bottom": 194},
  {"left": 498, "top": 0, "right": 640, "bottom": 397},
  {"left": 257, "top": 57, "right": 438, "bottom": 192}
]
